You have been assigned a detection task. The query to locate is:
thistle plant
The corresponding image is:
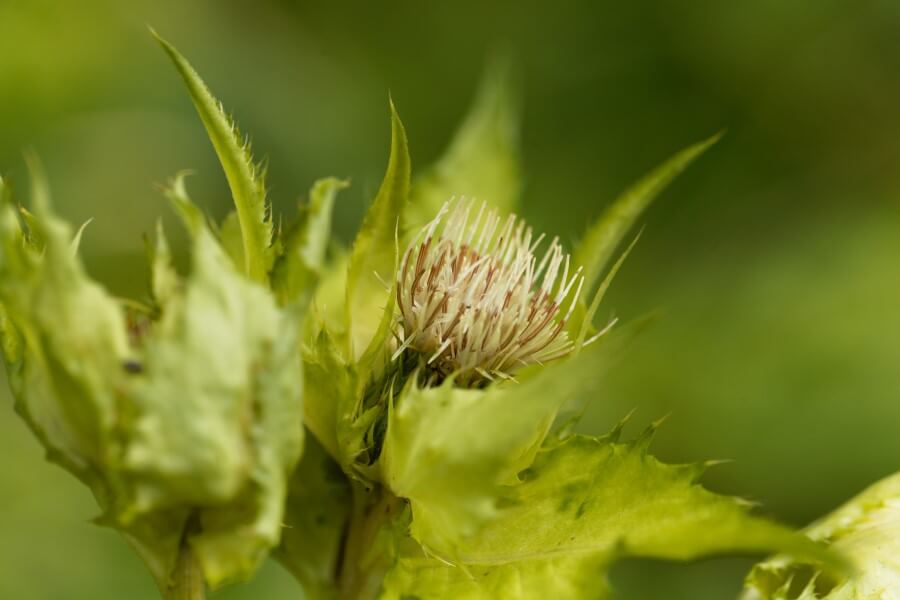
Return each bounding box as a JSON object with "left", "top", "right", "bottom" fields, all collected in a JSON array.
[{"left": 0, "top": 32, "right": 850, "bottom": 600}]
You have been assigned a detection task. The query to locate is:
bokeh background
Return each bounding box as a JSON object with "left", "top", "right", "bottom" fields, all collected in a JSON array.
[{"left": 2, "top": 1, "right": 899, "bottom": 598}]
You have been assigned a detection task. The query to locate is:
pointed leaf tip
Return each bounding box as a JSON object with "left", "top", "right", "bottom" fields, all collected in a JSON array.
[
  {"left": 574, "top": 228, "right": 644, "bottom": 346},
  {"left": 154, "top": 32, "right": 272, "bottom": 283},
  {"left": 608, "top": 408, "right": 638, "bottom": 443},
  {"left": 271, "top": 177, "right": 348, "bottom": 305},
  {"left": 634, "top": 414, "right": 669, "bottom": 451},
  {"left": 71, "top": 218, "right": 93, "bottom": 254},
  {"left": 575, "top": 133, "right": 722, "bottom": 298},
  {"left": 23, "top": 151, "right": 51, "bottom": 214},
  {"left": 345, "top": 99, "right": 411, "bottom": 357}
]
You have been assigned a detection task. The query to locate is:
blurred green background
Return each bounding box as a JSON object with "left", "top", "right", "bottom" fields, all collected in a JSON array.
[{"left": 2, "top": 1, "right": 899, "bottom": 598}]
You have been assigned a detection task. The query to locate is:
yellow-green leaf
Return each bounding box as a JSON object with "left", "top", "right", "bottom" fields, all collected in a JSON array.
[
  {"left": 217, "top": 210, "right": 246, "bottom": 273},
  {"left": 379, "top": 326, "right": 646, "bottom": 557},
  {"left": 381, "top": 430, "right": 840, "bottom": 600},
  {"left": 345, "top": 101, "right": 410, "bottom": 358}
]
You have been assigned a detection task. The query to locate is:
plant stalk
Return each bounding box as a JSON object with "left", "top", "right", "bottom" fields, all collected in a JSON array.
[
  {"left": 337, "top": 485, "right": 404, "bottom": 600},
  {"left": 166, "top": 515, "right": 205, "bottom": 600}
]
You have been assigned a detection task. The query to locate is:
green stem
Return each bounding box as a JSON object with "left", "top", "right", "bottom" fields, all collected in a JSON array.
[
  {"left": 337, "top": 485, "right": 404, "bottom": 600},
  {"left": 166, "top": 516, "right": 205, "bottom": 600}
]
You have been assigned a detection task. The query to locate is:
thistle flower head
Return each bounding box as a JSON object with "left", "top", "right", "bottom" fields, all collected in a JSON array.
[{"left": 394, "top": 198, "right": 584, "bottom": 385}]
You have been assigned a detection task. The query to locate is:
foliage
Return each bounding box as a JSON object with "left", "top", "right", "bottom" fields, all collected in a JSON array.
[
  {"left": 0, "top": 165, "right": 305, "bottom": 593},
  {"left": 0, "top": 31, "right": 854, "bottom": 600}
]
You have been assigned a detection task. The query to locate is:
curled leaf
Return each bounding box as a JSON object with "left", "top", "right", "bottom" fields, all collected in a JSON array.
[
  {"left": 743, "top": 472, "right": 899, "bottom": 600},
  {"left": 0, "top": 173, "right": 305, "bottom": 591}
]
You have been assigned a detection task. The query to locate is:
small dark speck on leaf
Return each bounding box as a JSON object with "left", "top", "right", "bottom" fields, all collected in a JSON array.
[
  {"left": 519, "top": 468, "right": 537, "bottom": 481},
  {"left": 123, "top": 360, "right": 143, "bottom": 374}
]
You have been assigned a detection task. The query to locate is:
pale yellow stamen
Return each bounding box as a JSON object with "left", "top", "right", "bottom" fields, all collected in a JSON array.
[{"left": 394, "top": 198, "right": 585, "bottom": 384}]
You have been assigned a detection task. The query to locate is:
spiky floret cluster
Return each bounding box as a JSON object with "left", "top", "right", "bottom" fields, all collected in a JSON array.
[{"left": 394, "top": 199, "right": 584, "bottom": 385}]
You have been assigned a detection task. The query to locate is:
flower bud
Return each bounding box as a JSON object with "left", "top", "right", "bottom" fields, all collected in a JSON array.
[{"left": 394, "top": 199, "right": 584, "bottom": 386}]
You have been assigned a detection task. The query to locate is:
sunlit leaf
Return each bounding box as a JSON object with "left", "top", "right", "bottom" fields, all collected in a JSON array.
[
  {"left": 383, "top": 553, "right": 609, "bottom": 600},
  {"left": 381, "top": 429, "right": 840, "bottom": 600},
  {"left": 379, "top": 325, "right": 650, "bottom": 558}
]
